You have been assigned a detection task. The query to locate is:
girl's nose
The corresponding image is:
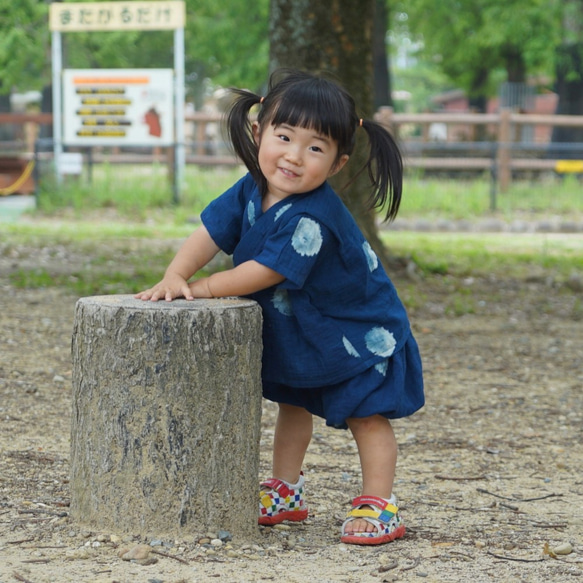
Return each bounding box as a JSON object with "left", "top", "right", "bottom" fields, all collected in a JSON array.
[{"left": 284, "top": 146, "right": 302, "bottom": 165}]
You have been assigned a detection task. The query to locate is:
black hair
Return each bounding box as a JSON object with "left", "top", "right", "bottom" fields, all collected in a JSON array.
[{"left": 226, "top": 69, "right": 403, "bottom": 222}]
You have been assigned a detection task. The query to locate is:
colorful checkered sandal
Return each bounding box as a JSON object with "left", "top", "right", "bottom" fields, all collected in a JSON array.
[
  {"left": 258, "top": 473, "right": 308, "bottom": 526},
  {"left": 340, "top": 495, "right": 406, "bottom": 545}
]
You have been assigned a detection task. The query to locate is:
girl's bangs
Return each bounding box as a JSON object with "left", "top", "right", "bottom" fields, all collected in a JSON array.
[{"left": 269, "top": 88, "right": 351, "bottom": 146}]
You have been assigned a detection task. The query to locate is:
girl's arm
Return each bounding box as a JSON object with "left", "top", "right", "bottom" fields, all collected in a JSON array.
[
  {"left": 188, "top": 260, "right": 285, "bottom": 298},
  {"left": 134, "top": 225, "right": 221, "bottom": 302}
]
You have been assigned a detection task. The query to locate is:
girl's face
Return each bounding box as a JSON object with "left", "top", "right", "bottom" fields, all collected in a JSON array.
[{"left": 253, "top": 122, "right": 348, "bottom": 200}]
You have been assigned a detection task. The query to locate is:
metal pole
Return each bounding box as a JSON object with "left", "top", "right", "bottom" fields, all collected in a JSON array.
[
  {"left": 33, "top": 139, "right": 39, "bottom": 199},
  {"left": 173, "top": 27, "right": 185, "bottom": 204},
  {"left": 51, "top": 30, "right": 63, "bottom": 184}
]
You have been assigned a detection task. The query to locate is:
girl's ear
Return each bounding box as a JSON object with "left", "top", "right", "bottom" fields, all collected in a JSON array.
[
  {"left": 329, "top": 154, "right": 349, "bottom": 177},
  {"left": 252, "top": 121, "right": 261, "bottom": 145}
]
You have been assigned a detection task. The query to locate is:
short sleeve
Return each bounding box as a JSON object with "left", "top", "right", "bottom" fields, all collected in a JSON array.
[
  {"left": 253, "top": 214, "right": 331, "bottom": 289},
  {"left": 201, "top": 173, "right": 255, "bottom": 254}
]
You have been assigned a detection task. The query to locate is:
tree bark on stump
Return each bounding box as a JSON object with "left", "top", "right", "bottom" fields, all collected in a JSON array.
[{"left": 70, "top": 295, "right": 263, "bottom": 540}]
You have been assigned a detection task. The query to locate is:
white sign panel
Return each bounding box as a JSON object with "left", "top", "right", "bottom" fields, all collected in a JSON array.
[
  {"left": 63, "top": 69, "right": 174, "bottom": 146},
  {"left": 50, "top": 1, "right": 185, "bottom": 32}
]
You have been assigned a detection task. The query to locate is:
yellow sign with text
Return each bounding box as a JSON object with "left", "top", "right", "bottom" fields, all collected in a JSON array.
[{"left": 49, "top": 1, "right": 185, "bottom": 32}]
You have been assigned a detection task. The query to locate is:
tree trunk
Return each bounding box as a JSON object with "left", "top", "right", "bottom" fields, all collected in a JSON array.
[
  {"left": 70, "top": 295, "right": 263, "bottom": 540},
  {"left": 269, "top": 0, "right": 395, "bottom": 270},
  {"left": 373, "top": 0, "right": 392, "bottom": 109}
]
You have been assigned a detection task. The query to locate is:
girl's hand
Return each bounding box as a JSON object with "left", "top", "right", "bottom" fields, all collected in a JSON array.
[{"left": 134, "top": 273, "right": 193, "bottom": 302}]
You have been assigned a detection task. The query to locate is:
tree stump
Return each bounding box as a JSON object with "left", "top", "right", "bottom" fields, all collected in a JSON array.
[{"left": 70, "top": 295, "right": 263, "bottom": 540}]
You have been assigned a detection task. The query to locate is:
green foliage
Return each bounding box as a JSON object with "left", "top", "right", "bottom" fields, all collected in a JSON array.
[
  {"left": 61, "top": 0, "right": 270, "bottom": 100},
  {"left": 62, "top": 0, "right": 269, "bottom": 102},
  {"left": 396, "top": 0, "right": 564, "bottom": 100},
  {"left": 1, "top": 0, "right": 268, "bottom": 99},
  {"left": 186, "top": 0, "right": 269, "bottom": 93},
  {"left": 0, "top": 0, "right": 49, "bottom": 92}
]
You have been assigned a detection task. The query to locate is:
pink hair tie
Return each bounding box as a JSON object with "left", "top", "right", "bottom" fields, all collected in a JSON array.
[
  {"left": 359, "top": 118, "right": 364, "bottom": 127},
  {"left": 260, "top": 96, "right": 265, "bottom": 104}
]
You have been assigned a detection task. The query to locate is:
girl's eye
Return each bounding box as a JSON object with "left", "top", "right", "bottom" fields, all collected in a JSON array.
[
  {"left": 309, "top": 146, "right": 323, "bottom": 153},
  {"left": 277, "top": 134, "right": 290, "bottom": 142}
]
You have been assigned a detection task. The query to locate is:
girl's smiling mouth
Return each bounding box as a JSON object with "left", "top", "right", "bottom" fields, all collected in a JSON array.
[{"left": 279, "top": 167, "right": 300, "bottom": 178}]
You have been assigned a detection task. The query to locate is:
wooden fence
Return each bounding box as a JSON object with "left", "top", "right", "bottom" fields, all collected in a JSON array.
[
  {"left": 374, "top": 108, "right": 583, "bottom": 192},
  {"left": 1, "top": 110, "right": 583, "bottom": 193}
]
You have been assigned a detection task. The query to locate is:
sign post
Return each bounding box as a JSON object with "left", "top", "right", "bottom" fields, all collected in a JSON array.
[{"left": 49, "top": 1, "right": 186, "bottom": 201}]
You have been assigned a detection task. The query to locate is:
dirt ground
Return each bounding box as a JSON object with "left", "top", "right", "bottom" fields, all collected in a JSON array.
[{"left": 1, "top": 236, "right": 582, "bottom": 583}]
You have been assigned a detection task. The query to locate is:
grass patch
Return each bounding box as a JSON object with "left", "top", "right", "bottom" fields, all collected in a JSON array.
[
  {"left": 4, "top": 221, "right": 581, "bottom": 298},
  {"left": 399, "top": 173, "right": 583, "bottom": 220},
  {"left": 36, "top": 165, "right": 246, "bottom": 219},
  {"left": 3, "top": 168, "right": 582, "bottom": 301},
  {"left": 382, "top": 231, "right": 583, "bottom": 279},
  {"left": 30, "top": 165, "right": 583, "bottom": 222}
]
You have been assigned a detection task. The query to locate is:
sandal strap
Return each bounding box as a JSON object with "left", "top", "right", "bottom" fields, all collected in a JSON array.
[
  {"left": 260, "top": 478, "right": 293, "bottom": 498},
  {"left": 260, "top": 471, "right": 305, "bottom": 498},
  {"left": 348, "top": 495, "right": 398, "bottom": 523}
]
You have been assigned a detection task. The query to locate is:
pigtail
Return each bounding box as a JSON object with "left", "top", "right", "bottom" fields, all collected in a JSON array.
[
  {"left": 226, "top": 88, "right": 264, "bottom": 190},
  {"left": 359, "top": 119, "right": 403, "bottom": 222}
]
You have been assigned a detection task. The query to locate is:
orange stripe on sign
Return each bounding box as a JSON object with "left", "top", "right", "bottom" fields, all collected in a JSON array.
[{"left": 73, "top": 77, "right": 150, "bottom": 85}]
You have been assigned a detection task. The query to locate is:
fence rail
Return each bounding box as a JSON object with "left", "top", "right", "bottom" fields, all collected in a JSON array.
[{"left": 1, "top": 111, "right": 583, "bottom": 192}]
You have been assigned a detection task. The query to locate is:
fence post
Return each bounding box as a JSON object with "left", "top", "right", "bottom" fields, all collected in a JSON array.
[{"left": 496, "top": 109, "right": 512, "bottom": 193}]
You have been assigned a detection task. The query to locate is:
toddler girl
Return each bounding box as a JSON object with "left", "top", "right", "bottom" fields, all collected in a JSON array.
[{"left": 135, "top": 69, "right": 424, "bottom": 545}]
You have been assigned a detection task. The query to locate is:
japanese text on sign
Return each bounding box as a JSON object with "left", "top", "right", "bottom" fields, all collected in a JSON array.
[{"left": 49, "top": 1, "right": 185, "bottom": 32}]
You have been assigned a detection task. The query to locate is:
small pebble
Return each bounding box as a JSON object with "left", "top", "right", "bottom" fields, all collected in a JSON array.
[
  {"left": 218, "top": 530, "right": 232, "bottom": 541},
  {"left": 552, "top": 542, "right": 573, "bottom": 555},
  {"left": 121, "top": 544, "right": 151, "bottom": 561}
]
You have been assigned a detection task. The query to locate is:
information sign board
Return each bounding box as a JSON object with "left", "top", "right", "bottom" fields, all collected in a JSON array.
[
  {"left": 50, "top": 1, "right": 185, "bottom": 32},
  {"left": 62, "top": 69, "right": 174, "bottom": 146}
]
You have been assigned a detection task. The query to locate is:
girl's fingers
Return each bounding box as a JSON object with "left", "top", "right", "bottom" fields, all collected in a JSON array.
[{"left": 182, "top": 285, "right": 194, "bottom": 300}]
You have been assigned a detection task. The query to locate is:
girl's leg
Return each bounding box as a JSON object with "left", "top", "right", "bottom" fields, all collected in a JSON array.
[
  {"left": 272, "top": 403, "right": 313, "bottom": 483},
  {"left": 344, "top": 415, "right": 397, "bottom": 534}
]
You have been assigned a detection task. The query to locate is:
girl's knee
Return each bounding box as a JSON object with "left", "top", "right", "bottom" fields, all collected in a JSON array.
[{"left": 347, "top": 414, "right": 390, "bottom": 430}]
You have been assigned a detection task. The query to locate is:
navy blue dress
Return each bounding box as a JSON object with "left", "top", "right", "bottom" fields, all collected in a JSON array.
[{"left": 201, "top": 173, "right": 424, "bottom": 428}]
